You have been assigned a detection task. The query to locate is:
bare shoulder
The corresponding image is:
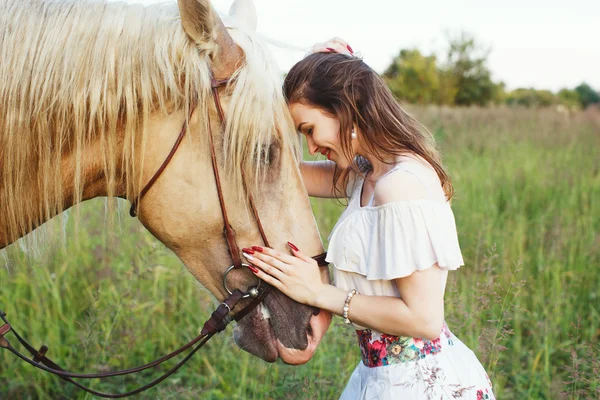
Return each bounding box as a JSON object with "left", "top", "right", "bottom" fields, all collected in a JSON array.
[{"left": 373, "top": 158, "right": 442, "bottom": 205}]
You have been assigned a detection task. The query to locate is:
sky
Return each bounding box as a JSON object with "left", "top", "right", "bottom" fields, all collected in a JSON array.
[{"left": 135, "top": 0, "right": 599, "bottom": 92}]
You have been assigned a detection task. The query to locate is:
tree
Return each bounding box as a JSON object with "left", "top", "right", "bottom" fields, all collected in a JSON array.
[
  {"left": 437, "top": 69, "right": 458, "bottom": 106},
  {"left": 383, "top": 49, "right": 440, "bottom": 104},
  {"left": 505, "top": 88, "right": 556, "bottom": 108},
  {"left": 574, "top": 83, "right": 600, "bottom": 108},
  {"left": 491, "top": 81, "right": 507, "bottom": 105},
  {"left": 442, "top": 32, "right": 495, "bottom": 106},
  {"left": 557, "top": 88, "right": 581, "bottom": 109}
]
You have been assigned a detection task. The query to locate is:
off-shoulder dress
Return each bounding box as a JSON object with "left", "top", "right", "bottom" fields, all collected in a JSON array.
[{"left": 326, "top": 156, "right": 495, "bottom": 400}]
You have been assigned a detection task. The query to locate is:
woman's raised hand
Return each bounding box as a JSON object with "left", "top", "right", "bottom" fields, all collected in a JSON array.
[{"left": 306, "top": 37, "right": 354, "bottom": 57}]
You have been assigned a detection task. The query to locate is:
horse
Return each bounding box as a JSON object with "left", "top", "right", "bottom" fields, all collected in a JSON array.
[{"left": 0, "top": 0, "right": 332, "bottom": 365}]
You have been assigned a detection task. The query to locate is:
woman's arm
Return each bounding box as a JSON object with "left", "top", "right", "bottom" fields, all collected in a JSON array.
[
  {"left": 315, "top": 168, "right": 446, "bottom": 340},
  {"left": 244, "top": 244, "right": 445, "bottom": 341},
  {"left": 300, "top": 160, "right": 348, "bottom": 198},
  {"left": 314, "top": 266, "right": 445, "bottom": 340}
]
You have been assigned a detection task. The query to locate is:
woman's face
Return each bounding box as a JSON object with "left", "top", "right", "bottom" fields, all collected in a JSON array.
[{"left": 289, "top": 102, "right": 355, "bottom": 168}]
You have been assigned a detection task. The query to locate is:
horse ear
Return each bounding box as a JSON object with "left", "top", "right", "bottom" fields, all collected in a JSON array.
[
  {"left": 178, "top": 0, "right": 243, "bottom": 79},
  {"left": 228, "top": 0, "right": 257, "bottom": 32},
  {"left": 177, "top": 0, "right": 214, "bottom": 44}
]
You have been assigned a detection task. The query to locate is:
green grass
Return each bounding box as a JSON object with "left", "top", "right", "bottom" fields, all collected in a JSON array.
[{"left": 1, "top": 106, "right": 599, "bottom": 399}]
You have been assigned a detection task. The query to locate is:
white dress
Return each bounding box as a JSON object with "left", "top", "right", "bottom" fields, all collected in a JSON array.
[{"left": 325, "top": 156, "right": 495, "bottom": 400}]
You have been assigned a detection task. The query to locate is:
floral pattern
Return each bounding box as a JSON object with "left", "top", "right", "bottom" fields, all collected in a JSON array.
[
  {"left": 356, "top": 322, "right": 453, "bottom": 368},
  {"left": 476, "top": 388, "right": 492, "bottom": 400},
  {"left": 345, "top": 322, "right": 496, "bottom": 399}
]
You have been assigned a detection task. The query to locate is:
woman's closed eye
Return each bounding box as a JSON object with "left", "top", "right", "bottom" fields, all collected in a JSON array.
[{"left": 298, "top": 124, "right": 313, "bottom": 136}]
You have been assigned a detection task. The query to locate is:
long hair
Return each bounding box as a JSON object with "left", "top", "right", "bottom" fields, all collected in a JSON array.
[
  {"left": 0, "top": 0, "right": 297, "bottom": 244},
  {"left": 283, "top": 52, "right": 454, "bottom": 201}
]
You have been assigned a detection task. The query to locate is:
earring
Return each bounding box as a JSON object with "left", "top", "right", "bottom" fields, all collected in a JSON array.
[{"left": 351, "top": 130, "right": 357, "bottom": 139}]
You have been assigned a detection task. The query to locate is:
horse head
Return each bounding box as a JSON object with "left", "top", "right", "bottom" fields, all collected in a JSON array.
[{"left": 0, "top": 0, "right": 331, "bottom": 364}]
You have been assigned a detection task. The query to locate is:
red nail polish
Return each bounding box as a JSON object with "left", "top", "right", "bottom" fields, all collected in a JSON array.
[
  {"left": 347, "top": 44, "right": 354, "bottom": 53},
  {"left": 325, "top": 47, "right": 335, "bottom": 52},
  {"left": 252, "top": 246, "right": 264, "bottom": 252},
  {"left": 287, "top": 241, "right": 299, "bottom": 251},
  {"left": 246, "top": 265, "right": 259, "bottom": 273},
  {"left": 242, "top": 248, "right": 255, "bottom": 254}
]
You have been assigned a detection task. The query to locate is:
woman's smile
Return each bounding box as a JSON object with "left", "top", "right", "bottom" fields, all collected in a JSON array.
[{"left": 289, "top": 102, "right": 353, "bottom": 167}]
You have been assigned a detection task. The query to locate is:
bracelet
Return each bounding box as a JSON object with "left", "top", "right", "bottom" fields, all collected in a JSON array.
[{"left": 343, "top": 289, "right": 358, "bottom": 324}]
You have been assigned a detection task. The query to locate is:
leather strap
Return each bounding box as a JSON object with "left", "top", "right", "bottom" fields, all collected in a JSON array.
[
  {"left": 0, "top": 250, "right": 329, "bottom": 397},
  {"left": 0, "top": 76, "right": 331, "bottom": 398},
  {"left": 207, "top": 78, "right": 244, "bottom": 269},
  {"left": 208, "top": 78, "right": 281, "bottom": 322},
  {"left": 129, "top": 100, "right": 196, "bottom": 217},
  {"left": 0, "top": 310, "right": 213, "bottom": 398},
  {"left": 200, "top": 289, "right": 245, "bottom": 336}
]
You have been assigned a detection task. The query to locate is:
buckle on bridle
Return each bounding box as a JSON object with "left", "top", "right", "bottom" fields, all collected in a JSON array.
[{"left": 219, "top": 302, "right": 231, "bottom": 314}]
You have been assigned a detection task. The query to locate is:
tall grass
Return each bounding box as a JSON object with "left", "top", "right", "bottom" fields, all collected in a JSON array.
[{"left": 1, "top": 106, "right": 598, "bottom": 399}]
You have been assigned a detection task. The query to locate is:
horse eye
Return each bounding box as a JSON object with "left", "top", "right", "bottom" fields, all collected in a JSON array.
[{"left": 264, "top": 141, "right": 280, "bottom": 165}]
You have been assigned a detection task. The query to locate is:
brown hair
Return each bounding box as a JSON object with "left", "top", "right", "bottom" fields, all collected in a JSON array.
[{"left": 283, "top": 52, "right": 453, "bottom": 201}]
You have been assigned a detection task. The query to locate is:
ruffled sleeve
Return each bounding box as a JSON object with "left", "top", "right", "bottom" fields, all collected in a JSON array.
[{"left": 326, "top": 200, "right": 464, "bottom": 280}]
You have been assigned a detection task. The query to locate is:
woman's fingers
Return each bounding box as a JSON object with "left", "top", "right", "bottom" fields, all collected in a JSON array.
[
  {"left": 323, "top": 36, "right": 349, "bottom": 48},
  {"left": 324, "top": 41, "right": 351, "bottom": 55},
  {"left": 324, "top": 37, "right": 353, "bottom": 54},
  {"left": 246, "top": 263, "right": 284, "bottom": 290},
  {"left": 243, "top": 251, "right": 287, "bottom": 279},
  {"left": 242, "top": 244, "right": 317, "bottom": 276},
  {"left": 287, "top": 242, "right": 318, "bottom": 265},
  {"left": 247, "top": 246, "right": 298, "bottom": 266},
  {"left": 306, "top": 37, "right": 354, "bottom": 57},
  {"left": 306, "top": 42, "right": 328, "bottom": 56}
]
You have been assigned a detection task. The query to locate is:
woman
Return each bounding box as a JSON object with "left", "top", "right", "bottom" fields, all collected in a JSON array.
[{"left": 241, "top": 38, "right": 496, "bottom": 399}]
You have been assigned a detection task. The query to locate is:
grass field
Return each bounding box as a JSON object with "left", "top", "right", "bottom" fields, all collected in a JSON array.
[{"left": 1, "top": 106, "right": 599, "bottom": 399}]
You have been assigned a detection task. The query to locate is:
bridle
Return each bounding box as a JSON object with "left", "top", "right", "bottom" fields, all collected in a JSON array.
[{"left": 0, "top": 75, "right": 329, "bottom": 398}]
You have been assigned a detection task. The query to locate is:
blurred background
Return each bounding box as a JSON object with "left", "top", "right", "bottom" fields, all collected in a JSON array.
[
  {"left": 213, "top": 0, "right": 599, "bottom": 106},
  {"left": 1, "top": 0, "right": 598, "bottom": 399}
]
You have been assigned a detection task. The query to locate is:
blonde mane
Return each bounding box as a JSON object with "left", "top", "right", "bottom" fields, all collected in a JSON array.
[{"left": 0, "top": 0, "right": 298, "bottom": 244}]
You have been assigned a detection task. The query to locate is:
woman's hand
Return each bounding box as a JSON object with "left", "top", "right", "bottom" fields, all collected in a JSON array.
[
  {"left": 242, "top": 242, "right": 325, "bottom": 307},
  {"left": 306, "top": 37, "right": 354, "bottom": 57}
]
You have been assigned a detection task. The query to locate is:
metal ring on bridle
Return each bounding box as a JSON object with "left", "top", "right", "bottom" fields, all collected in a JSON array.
[{"left": 223, "top": 264, "right": 262, "bottom": 299}]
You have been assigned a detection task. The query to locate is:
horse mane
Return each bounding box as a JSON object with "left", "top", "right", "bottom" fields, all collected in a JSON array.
[{"left": 0, "top": 0, "right": 297, "bottom": 244}]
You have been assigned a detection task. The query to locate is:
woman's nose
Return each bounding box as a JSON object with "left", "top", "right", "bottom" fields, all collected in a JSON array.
[{"left": 306, "top": 138, "right": 319, "bottom": 155}]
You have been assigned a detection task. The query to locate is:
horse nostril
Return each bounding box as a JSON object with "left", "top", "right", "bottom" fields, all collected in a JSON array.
[
  {"left": 311, "top": 306, "right": 320, "bottom": 316},
  {"left": 307, "top": 322, "right": 314, "bottom": 337}
]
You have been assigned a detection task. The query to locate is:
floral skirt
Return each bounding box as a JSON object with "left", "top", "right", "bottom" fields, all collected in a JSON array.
[{"left": 339, "top": 322, "right": 495, "bottom": 400}]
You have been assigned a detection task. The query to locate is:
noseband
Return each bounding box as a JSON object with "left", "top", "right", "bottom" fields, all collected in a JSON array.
[{"left": 0, "top": 76, "right": 329, "bottom": 398}]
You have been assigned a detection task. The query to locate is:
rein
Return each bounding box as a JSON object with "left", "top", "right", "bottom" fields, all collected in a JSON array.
[{"left": 0, "top": 76, "right": 329, "bottom": 398}]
